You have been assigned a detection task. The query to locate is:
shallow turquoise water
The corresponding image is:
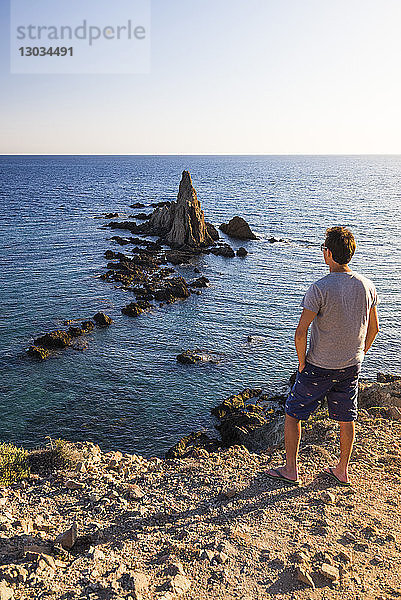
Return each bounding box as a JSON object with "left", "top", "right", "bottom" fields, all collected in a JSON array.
[{"left": 0, "top": 155, "right": 400, "bottom": 456}]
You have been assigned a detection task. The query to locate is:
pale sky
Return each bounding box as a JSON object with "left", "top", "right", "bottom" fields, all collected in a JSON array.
[{"left": 1, "top": 0, "right": 401, "bottom": 154}]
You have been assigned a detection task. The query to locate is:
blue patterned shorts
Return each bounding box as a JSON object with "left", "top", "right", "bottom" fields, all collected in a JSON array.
[{"left": 285, "top": 361, "right": 361, "bottom": 422}]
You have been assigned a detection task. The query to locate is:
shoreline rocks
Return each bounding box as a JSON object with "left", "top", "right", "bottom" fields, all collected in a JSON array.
[{"left": 27, "top": 314, "right": 112, "bottom": 361}]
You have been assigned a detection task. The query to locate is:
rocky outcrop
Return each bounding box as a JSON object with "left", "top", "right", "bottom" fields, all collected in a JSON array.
[
  {"left": 144, "top": 171, "right": 215, "bottom": 249},
  {"left": 211, "top": 388, "right": 286, "bottom": 450},
  {"left": 28, "top": 317, "right": 110, "bottom": 361},
  {"left": 219, "top": 216, "right": 258, "bottom": 240}
]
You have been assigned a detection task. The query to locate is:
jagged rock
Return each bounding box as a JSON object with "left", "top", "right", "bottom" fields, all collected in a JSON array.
[
  {"left": 359, "top": 381, "right": 401, "bottom": 409},
  {"left": 188, "top": 276, "right": 210, "bottom": 288},
  {"left": 165, "top": 431, "right": 219, "bottom": 459},
  {"left": 206, "top": 221, "right": 220, "bottom": 241},
  {"left": 55, "top": 523, "right": 77, "bottom": 550},
  {"left": 211, "top": 389, "right": 286, "bottom": 450},
  {"left": 93, "top": 312, "right": 113, "bottom": 327},
  {"left": 236, "top": 247, "right": 248, "bottom": 257},
  {"left": 153, "top": 277, "right": 190, "bottom": 302},
  {"left": 67, "top": 326, "right": 83, "bottom": 338},
  {"left": 219, "top": 216, "right": 258, "bottom": 240},
  {"left": 121, "top": 301, "right": 152, "bottom": 317},
  {"left": 144, "top": 171, "right": 215, "bottom": 249},
  {"left": 130, "top": 212, "right": 151, "bottom": 220},
  {"left": 377, "top": 372, "right": 401, "bottom": 383},
  {"left": 27, "top": 346, "right": 50, "bottom": 360}
]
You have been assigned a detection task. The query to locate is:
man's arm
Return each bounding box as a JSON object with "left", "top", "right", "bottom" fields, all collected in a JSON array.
[
  {"left": 364, "top": 305, "right": 379, "bottom": 353},
  {"left": 295, "top": 308, "right": 317, "bottom": 372}
]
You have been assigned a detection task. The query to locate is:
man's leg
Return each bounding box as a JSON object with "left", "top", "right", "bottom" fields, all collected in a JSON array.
[
  {"left": 328, "top": 421, "right": 355, "bottom": 484},
  {"left": 267, "top": 414, "right": 301, "bottom": 481}
]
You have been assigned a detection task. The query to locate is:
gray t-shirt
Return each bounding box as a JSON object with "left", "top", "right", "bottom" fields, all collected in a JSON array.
[{"left": 301, "top": 271, "right": 378, "bottom": 369}]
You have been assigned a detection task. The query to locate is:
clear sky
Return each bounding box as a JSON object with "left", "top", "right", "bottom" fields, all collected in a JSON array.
[{"left": 1, "top": 0, "right": 401, "bottom": 154}]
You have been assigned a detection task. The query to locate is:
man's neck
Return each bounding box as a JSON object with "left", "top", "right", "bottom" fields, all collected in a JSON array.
[{"left": 329, "top": 264, "right": 352, "bottom": 273}]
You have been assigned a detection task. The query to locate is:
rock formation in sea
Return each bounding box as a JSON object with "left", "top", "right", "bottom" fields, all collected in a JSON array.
[
  {"left": 219, "top": 216, "right": 258, "bottom": 240},
  {"left": 144, "top": 171, "right": 216, "bottom": 249}
]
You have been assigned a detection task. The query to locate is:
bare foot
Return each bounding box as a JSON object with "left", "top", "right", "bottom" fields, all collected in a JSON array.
[{"left": 267, "top": 465, "right": 298, "bottom": 482}]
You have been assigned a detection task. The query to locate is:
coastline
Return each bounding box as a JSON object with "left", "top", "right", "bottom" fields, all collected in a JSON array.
[{"left": 1, "top": 379, "right": 400, "bottom": 599}]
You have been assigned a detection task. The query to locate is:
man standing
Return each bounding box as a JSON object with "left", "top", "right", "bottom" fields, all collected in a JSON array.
[{"left": 267, "top": 226, "right": 379, "bottom": 486}]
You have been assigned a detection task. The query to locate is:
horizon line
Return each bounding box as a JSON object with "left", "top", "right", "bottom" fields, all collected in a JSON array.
[{"left": 1, "top": 152, "right": 401, "bottom": 157}]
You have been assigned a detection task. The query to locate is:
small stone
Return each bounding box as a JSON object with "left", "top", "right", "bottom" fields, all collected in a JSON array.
[
  {"left": 65, "top": 479, "right": 85, "bottom": 491},
  {"left": 215, "top": 552, "right": 228, "bottom": 564},
  {"left": 55, "top": 522, "right": 77, "bottom": 550},
  {"left": 319, "top": 563, "right": 340, "bottom": 581},
  {"left": 321, "top": 491, "right": 335, "bottom": 504},
  {"left": 125, "top": 484, "right": 144, "bottom": 500},
  {"left": 296, "top": 566, "right": 315, "bottom": 589}
]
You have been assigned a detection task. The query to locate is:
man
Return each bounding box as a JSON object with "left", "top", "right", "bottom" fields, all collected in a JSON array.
[{"left": 267, "top": 226, "right": 379, "bottom": 486}]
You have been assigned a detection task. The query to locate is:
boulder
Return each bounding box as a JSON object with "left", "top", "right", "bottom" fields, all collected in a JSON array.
[
  {"left": 130, "top": 202, "right": 146, "bottom": 208},
  {"left": 236, "top": 247, "right": 248, "bottom": 257},
  {"left": 144, "top": 171, "right": 215, "bottom": 249},
  {"left": 219, "top": 216, "right": 258, "bottom": 240},
  {"left": 93, "top": 312, "right": 113, "bottom": 327}
]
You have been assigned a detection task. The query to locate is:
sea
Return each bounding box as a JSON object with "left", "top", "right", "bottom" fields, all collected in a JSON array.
[{"left": 0, "top": 155, "right": 400, "bottom": 457}]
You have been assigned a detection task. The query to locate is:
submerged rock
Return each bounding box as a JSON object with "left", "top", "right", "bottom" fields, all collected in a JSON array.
[
  {"left": 177, "top": 349, "right": 221, "bottom": 365},
  {"left": 144, "top": 171, "right": 215, "bottom": 249},
  {"left": 219, "top": 216, "right": 258, "bottom": 240}
]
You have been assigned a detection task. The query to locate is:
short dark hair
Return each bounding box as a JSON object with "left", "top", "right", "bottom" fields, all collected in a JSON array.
[{"left": 325, "top": 226, "right": 356, "bottom": 264}]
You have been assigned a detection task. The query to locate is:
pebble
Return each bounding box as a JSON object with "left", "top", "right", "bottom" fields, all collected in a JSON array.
[{"left": 319, "top": 563, "right": 340, "bottom": 581}]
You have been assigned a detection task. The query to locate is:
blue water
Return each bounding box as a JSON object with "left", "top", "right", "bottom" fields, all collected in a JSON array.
[{"left": 1, "top": 155, "right": 400, "bottom": 457}]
